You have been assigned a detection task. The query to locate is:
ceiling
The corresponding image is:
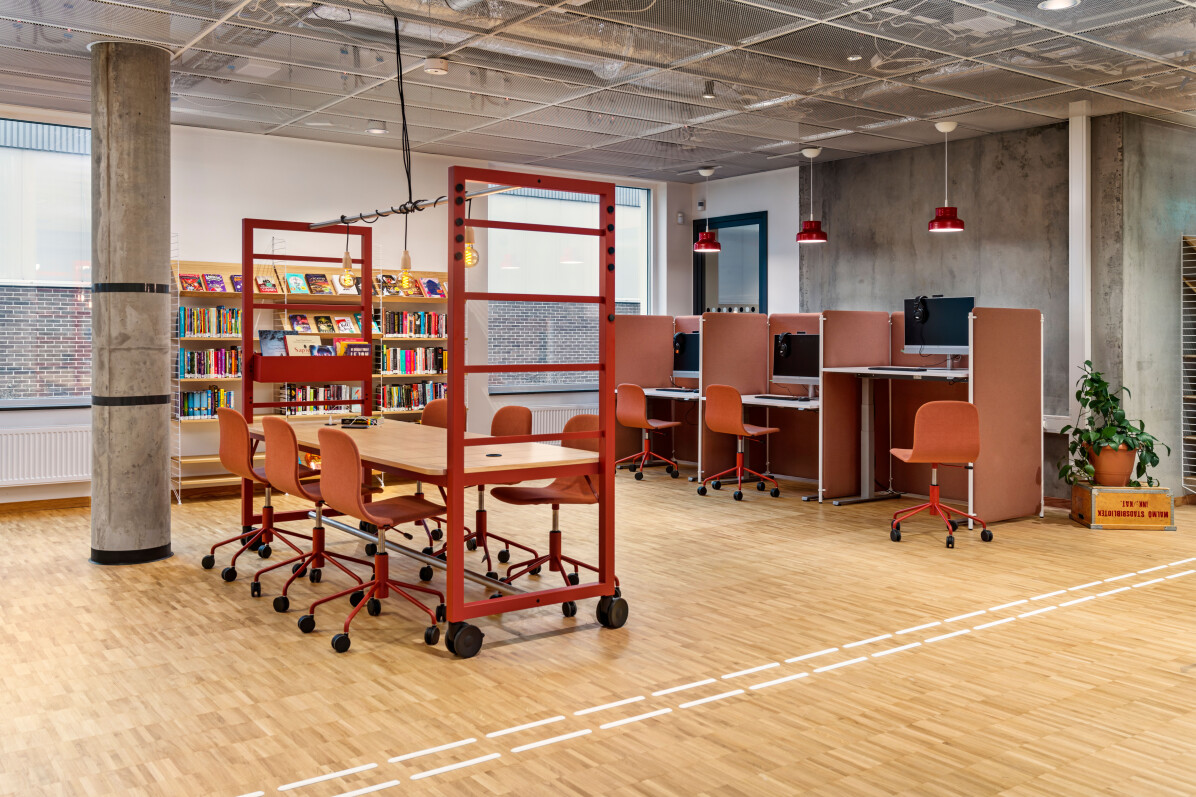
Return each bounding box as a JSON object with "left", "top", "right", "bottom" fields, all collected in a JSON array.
[{"left": 2, "top": 0, "right": 1194, "bottom": 182}]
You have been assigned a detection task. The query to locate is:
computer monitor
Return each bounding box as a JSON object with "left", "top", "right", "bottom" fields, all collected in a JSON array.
[
  {"left": 672, "top": 332, "right": 700, "bottom": 379},
  {"left": 772, "top": 332, "right": 820, "bottom": 385},
  {"left": 903, "top": 296, "right": 974, "bottom": 355}
]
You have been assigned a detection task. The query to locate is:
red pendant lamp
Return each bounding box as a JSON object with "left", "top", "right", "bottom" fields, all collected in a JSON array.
[
  {"left": 929, "top": 121, "right": 964, "bottom": 233},
  {"left": 796, "top": 146, "right": 827, "bottom": 244},
  {"left": 694, "top": 167, "right": 721, "bottom": 253}
]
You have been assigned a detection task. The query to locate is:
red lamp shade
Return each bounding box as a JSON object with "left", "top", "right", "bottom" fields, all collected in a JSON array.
[
  {"left": 928, "top": 206, "right": 965, "bottom": 232},
  {"left": 694, "top": 230, "right": 721, "bottom": 253},
  {"left": 796, "top": 219, "right": 827, "bottom": 244}
]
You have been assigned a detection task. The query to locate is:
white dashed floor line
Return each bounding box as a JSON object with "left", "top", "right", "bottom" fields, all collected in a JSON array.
[
  {"left": 988, "top": 600, "right": 1027, "bottom": 611},
  {"left": 278, "top": 763, "right": 378, "bottom": 791},
  {"left": 1059, "top": 595, "right": 1096, "bottom": 608},
  {"left": 1068, "top": 581, "right": 1102, "bottom": 591},
  {"left": 1031, "top": 590, "right": 1066, "bottom": 601},
  {"left": 1133, "top": 577, "right": 1166, "bottom": 588},
  {"left": 973, "top": 616, "right": 1016, "bottom": 630},
  {"left": 1167, "top": 569, "right": 1195, "bottom": 579},
  {"left": 679, "top": 690, "right": 744, "bottom": 709},
  {"left": 599, "top": 708, "right": 673, "bottom": 729},
  {"left": 1098, "top": 586, "right": 1132, "bottom": 596},
  {"left": 844, "top": 634, "right": 893, "bottom": 648},
  {"left": 1138, "top": 565, "right": 1168, "bottom": 574},
  {"left": 813, "top": 656, "right": 868, "bottom": 673},
  {"left": 722, "top": 662, "right": 779, "bottom": 679},
  {"left": 1104, "top": 572, "right": 1136, "bottom": 582},
  {"left": 945, "top": 610, "right": 986, "bottom": 623},
  {"left": 897, "top": 622, "right": 940, "bottom": 635},
  {"left": 330, "top": 781, "right": 400, "bottom": 797},
  {"left": 388, "top": 739, "right": 476, "bottom": 764},
  {"left": 510, "top": 729, "right": 592, "bottom": 753},
  {"left": 872, "top": 641, "right": 921, "bottom": 657},
  {"left": 574, "top": 696, "right": 644, "bottom": 716},
  {"left": 749, "top": 672, "right": 810, "bottom": 690},
  {"left": 409, "top": 754, "right": 501, "bottom": 780},
  {"left": 786, "top": 647, "right": 839, "bottom": 663},
  {"left": 651, "top": 678, "right": 716, "bottom": 697},
  {"left": 926, "top": 629, "right": 971, "bottom": 644},
  {"left": 485, "top": 716, "right": 565, "bottom": 738},
  {"left": 1018, "top": 605, "right": 1058, "bottom": 618}
]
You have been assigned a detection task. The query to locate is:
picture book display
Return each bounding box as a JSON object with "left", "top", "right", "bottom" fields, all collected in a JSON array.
[
  {"left": 259, "top": 329, "right": 293, "bottom": 357},
  {"left": 256, "top": 275, "right": 280, "bottom": 293},
  {"left": 355, "top": 312, "right": 381, "bottom": 334},
  {"left": 230, "top": 274, "right": 243, "bottom": 293},
  {"left": 203, "top": 274, "right": 228, "bottom": 292},
  {"left": 179, "top": 274, "right": 205, "bottom": 292},
  {"left": 310, "top": 345, "right": 336, "bottom": 356},
  {"left": 397, "top": 276, "right": 425, "bottom": 298},
  {"left": 334, "top": 316, "right": 358, "bottom": 334},
  {"left": 376, "top": 274, "right": 398, "bottom": 296},
  {"left": 342, "top": 342, "right": 371, "bottom": 357},
  {"left": 334, "top": 275, "right": 359, "bottom": 295},
  {"left": 285, "top": 334, "right": 322, "bottom": 357},
  {"left": 289, "top": 314, "right": 313, "bottom": 333},
  {"left": 313, "top": 315, "right": 335, "bottom": 334},
  {"left": 334, "top": 338, "right": 365, "bottom": 355},
  {"left": 305, "top": 273, "right": 333, "bottom": 295},
  {"left": 285, "top": 274, "right": 310, "bottom": 294},
  {"left": 421, "top": 277, "right": 445, "bottom": 298}
]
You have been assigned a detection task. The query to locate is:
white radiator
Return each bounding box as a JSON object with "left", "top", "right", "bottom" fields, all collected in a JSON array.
[
  {"left": 529, "top": 405, "right": 595, "bottom": 443},
  {"left": 0, "top": 426, "right": 91, "bottom": 486}
]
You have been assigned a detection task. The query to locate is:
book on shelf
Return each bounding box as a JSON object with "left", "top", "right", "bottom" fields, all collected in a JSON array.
[
  {"left": 230, "top": 274, "right": 243, "bottom": 293},
  {"left": 334, "top": 338, "right": 365, "bottom": 355},
  {"left": 179, "top": 274, "right": 205, "bottom": 292},
  {"left": 289, "top": 313, "right": 313, "bottom": 333},
  {"left": 179, "top": 306, "right": 241, "bottom": 338},
  {"left": 259, "top": 329, "right": 293, "bottom": 357},
  {"left": 421, "top": 277, "right": 445, "bottom": 298},
  {"left": 305, "top": 273, "right": 334, "bottom": 295},
  {"left": 378, "top": 381, "right": 445, "bottom": 412},
  {"left": 342, "top": 342, "right": 371, "bottom": 357},
  {"left": 356, "top": 312, "right": 381, "bottom": 334},
  {"left": 285, "top": 274, "right": 310, "bottom": 294},
  {"left": 285, "top": 334, "right": 323, "bottom": 357},
  {"left": 310, "top": 345, "right": 336, "bottom": 356},
  {"left": 334, "top": 274, "right": 359, "bottom": 295},
  {"left": 256, "top": 275, "right": 280, "bottom": 293},
  {"left": 178, "top": 346, "right": 242, "bottom": 378},
  {"left": 281, "top": 384, "right": 362, "bottom": 416},
  {"left": 376, "top": 273, "right": 398, "bottom": 296},
  {"left": 313, "top": 315, "right": 335, "bottom": 334},
  {"left": 396, "top": 274, "right": 425, "bottom": 298},
  {"left": 381, "top": 310, "right": 445, "bottom": 337},
  {"left": 333, "top": 316, "right": 358, "bottom": 334},
  {"left": 180, "top": 387, "right": 234, "bottom": 419},
  {"left": 203, "top": 273, "right": 228, "bottom": 292}
]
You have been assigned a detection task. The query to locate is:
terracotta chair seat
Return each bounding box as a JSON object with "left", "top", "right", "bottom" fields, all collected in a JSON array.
[
  {"left": 490, "top": 478, "right": 598, "bottom": 507},
  {"left": 742, "top": 422, "right": 780, "bottom": 437}
]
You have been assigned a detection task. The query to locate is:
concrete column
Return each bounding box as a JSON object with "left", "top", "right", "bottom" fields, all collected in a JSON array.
[
  {"left": 89, "top": 42, "right": 172, "bottom": 565},
  {"left": 1068, "top": 100, "right": 1093, "bottom": 422}
]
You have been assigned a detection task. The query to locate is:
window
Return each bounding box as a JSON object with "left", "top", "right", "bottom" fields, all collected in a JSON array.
[
  {"left": 485, "top": 186, "right": 650, "bottom": 394},
  {"left": 0, "top": 119, "right": 92, "bottom": 407}
]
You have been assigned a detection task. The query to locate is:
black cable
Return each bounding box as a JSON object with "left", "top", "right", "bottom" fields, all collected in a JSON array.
[{"left": 391, "top": 12, "right": 413, "bottom": 206}]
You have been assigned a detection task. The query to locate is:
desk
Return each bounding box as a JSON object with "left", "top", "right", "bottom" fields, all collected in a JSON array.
[
  {"left": 245, "top": 419, "right": 606, "bottom": 632},
  {"left": 821, "top": 367, "right": 969, "bottom": 506},
  {"left": 643, "top": 387, "right": 699, "bottom": 401}
]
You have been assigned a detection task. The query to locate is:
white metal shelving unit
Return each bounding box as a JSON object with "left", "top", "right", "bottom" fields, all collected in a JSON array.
[{"left": 1183, "top": 235, "right": 1196, "bottom": 496}]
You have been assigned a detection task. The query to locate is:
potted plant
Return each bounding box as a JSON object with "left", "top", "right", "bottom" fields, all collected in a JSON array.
[{"left": 1059, "top": 360, "right": 1169, "bottom": 487}]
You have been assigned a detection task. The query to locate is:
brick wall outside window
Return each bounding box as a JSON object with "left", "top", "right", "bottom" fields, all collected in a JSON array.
[{"left": 0, "top": 285, "right": 91, "bottom": 401}]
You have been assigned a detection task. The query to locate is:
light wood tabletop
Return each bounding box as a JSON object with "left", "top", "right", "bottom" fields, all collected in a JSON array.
[{"left": 248, "top": 417, "right": 599, "bottom": 477}]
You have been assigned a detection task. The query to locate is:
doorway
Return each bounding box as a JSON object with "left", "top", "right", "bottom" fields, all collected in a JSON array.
[{"left": 692, "top": 211, "right": 767, "bottom": 315}]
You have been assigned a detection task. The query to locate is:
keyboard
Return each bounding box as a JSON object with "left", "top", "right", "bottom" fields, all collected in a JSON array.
[
  {"left": 656, "top": 387, "right": 698, "bottom": 393},
  {"left": 754, "top": 395, "right": 810, "bottom": 402},
  {"left": 868, "top": 366, "right": 926, "bottom": 372}
]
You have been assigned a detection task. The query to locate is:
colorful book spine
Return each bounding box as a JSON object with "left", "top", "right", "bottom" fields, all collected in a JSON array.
[
  {"left": 178, "top": 347, "right": 242, "bottom": 378},
  {"left": 179, "top": 388, "right": 235, "bottom": 419},
  {"left": 380, "top": 311, "right": 446, "bottom": 337},
  {"left": 377, "top": 381, "right": 446, "bottom": 412},
  {"left": 178, "top": 306, "right": 242, "bottom": 338}
]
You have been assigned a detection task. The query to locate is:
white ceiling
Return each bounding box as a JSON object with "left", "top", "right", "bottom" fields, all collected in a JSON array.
[{"left": 2, "top": 0, "right": 1194, "bottom": 181}]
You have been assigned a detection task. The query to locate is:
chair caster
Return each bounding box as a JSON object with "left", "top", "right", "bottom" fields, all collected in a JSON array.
[
  {"left": 201, "top": 554, "right": 215, "bottom": 570},
  {"left": 349, "top": 590, "right": 365, "bottom": 607},
  {"left": 437, "top": 552, "right": 447, "bottom": 562},
  {"left": 297, "top": 614, "right": 315, "bottom": 633},
  {"left": 614, "top": 586, "right": 622, "bottom": 598},
  {"left": 596, "top": 595, "right": 628, "bottom": 629},
  {"left": 562, "top": 601, "right": 577, "bottom": 618},
  {"left": 981, "top": 529, "right": 993, "bottom": 542},
  {"left": 421, "top": 546, "right": 434, "bottom": 556},
  {"left": 634, "top": 471, "right": 644, "bottom": 481},
  {"left": 257, "top": 545, "right": 271, "bottom": 559},
  {"left": 221, "top": 566, "right": 237, "bottom": 582},
  {"left": 466, "top": 538, "right": 478, "bottom": 552},
  {"left": 670, "top": 469, "right": 680, "bottom": 479},
  {"left": 757, "top": 481, "right": 766, "bottom": 491},
  {"left": 250, "top": 581, "right": 262, "bottom": 598},
  {"left": 446, "top": 622, "right": 483, "bottom": 658},
  {"left": 308, "top": 568, "right": 321, "bottom": 584},
  {"left": 712, "top": 480, "right": 721, "bottom": 490},
  {"left": 567, "top": 571, "right": 580, "bottom": 586},
  {"left": 291, "top": 562, "right": 306, "bottom": 577},
  {"left": 890, "top": 528, "right": 901, "bottom": 542},
  {"left": 365, "top": 543, "right": 378, "bottom": 556},
  {"left": 733, "top": 490, "right": 743, "bottom": 501},
  {"left": 948, "top": 520, "right": 959, "bottom": 532},
  {"left": 490, "top": 592, "right": 502, "bottom": 600},
  {"left": 424, "top": 626, "right": 440, "bottom": 646},
  {"left": 273, "top": 595, "right": 290, "bottom": 613},
  {"left": 247, "top": 538, "right": 262, "bottom": 552},
  {"left": 697, "top": 486, "right": 707, "bottom": 496},
  {"left": 366, "top": 598, "right": 382, "bottom": 617},
  {"left": 486, "top": 571, "right": 499, "bottom": 581},
  {"left": 627, "top": 464, "right": 636, "bottom": 473},
  {"left": 665, "top": 465, "right": 674, "bottom": 474},
  {"left": 430, "top": 527, "right": 444, "bottom": 542},
  {"left": 530, "top": 566, "right": 542, "bottom": 576},
  {"left": 770, "top": 487, "right": 780, "bottom": 498},
  {"left": 419, "top": 565, "right": 434, "bottom": 582},
  {"left": 331, "top": 633, "right": 351, "bottom": 653},
  {"left": 435, "top": 603, "right": 446, "bottom": 622},
  {"left": 497, "top": 549, "right": 511, "bottom": 564},
  {"left": 946, "top": 535, "right": 955, "bottom": 549}
]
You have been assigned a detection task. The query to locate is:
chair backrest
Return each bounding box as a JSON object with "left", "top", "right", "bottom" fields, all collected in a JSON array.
[
  {"left": 422, "top": 398, "right": 448, "bottom": 429},
  {"left": 217, "top": 408, "right": 260, "bottom": 482},
  {"left": 703, "top": 384, "right": 747, "bottom": 437},
  {"left": 262, "top": 416, "right": 316, "bottom": 502},
  {"left": 615, "top": 383, "right": 647, "bottom": 429},
  {"left": 911, "top": 401, "right": 981, "bottom": 464},
  {"left": 316, "top": 427, "right": 371, "bottom": 521},
  {"left": 491, "top": 405, "right": 532, "bottom": 437},
  {"left": 549, "top": 413, "right": 600, "bottom": 498}
]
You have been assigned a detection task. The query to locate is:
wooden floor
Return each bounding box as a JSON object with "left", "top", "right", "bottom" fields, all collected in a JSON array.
[{"left": 2, "top": 473, "right": 1195, "bottom": 797}]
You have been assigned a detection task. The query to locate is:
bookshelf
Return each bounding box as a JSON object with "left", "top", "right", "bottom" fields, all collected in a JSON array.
[{"left": 168, "top": 248, "right": 449, "bottom": 501}]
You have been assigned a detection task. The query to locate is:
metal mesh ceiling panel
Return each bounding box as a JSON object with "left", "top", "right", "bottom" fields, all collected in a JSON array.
[
  {"left": 833, "top": 0, "right": 1057, "bottom": 58},
  {"left": 965, "top": 0, "right": 1185, "bottom": 35},
  {"left": 978, "top": 36, "right": 1178, "bottom": 88},
  {"left": 474, "top": 119, "right": 625, "bottom": 147},
  {"left": 750, "top": 23, "right": 957, "bottom": 79},
  {"left": 569, "top": 0, "right": 813, "bottom": 46},
  {"left": 1098, "top": 72, "right": 1196, "bottom": 112},
  {"left": 897, "top": 60, "right": 1068, "bottom": 103},
  {"left": 683, "top": 49, "right": 859, "bottom": 95},
  {"left": 1083, "top": 7, "right": 1196, "bottom": 67}
]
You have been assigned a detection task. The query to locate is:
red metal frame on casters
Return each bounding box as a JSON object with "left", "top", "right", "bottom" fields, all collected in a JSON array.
[
  {"left": 445, "top": 166, "right": 617, "bottom": 624},
  {"left": 239, "top": 218, "right": 374, "bottom": 528}
]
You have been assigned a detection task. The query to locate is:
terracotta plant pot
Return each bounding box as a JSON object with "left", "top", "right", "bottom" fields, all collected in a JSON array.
[{"left": 1085, "top": 443, "right": 1137, "bottom": 487}]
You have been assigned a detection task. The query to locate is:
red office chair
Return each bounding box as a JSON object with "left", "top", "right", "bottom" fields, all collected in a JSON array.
[
  {"left": 615, "top": 383, "right": 681, "bottom": 479},
  {"left": 697, "top": 385, "right": 781, "bottom": 500},
  {"left": 491, "top": 414, "right": 615, "bottom": 617},
  {"left": 297, "top": 427, "right": 447, "bottom": 652},
  {"left": 249, "top": 416, "right": 378, "bottom": 608},
  {"left": 889, "top": 401, "right": 992, "bottom": 548},
  {"left": 203, "top": 408, "right": 310, "bottom": 581}
]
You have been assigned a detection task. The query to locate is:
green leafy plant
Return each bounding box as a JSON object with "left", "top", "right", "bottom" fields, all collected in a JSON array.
[{"left": 1058, "top": 360, "right": 1169, "bottom": 487}]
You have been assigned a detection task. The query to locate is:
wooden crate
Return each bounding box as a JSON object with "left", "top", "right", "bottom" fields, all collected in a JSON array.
[{"left": 1070, "top": 483, "right": 1176, "bottom": 530}]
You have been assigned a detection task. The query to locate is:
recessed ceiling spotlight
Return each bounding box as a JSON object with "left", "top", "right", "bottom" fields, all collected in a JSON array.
[
  {"left": 365, "top": 120, "right": 387, "bottom": 134},
  {"left": 276, "top": 0, "right": 314, "bottom": 8},
  {"left": 702, "top": 80, "right": 716, "bottom": 100},
  {"left": 847, "top": 54, "right": 863, "bottom": 62},
  {"left": 697, "top": 166, "right": 716, "bottom": 177},
  {"left": 423, "top": 57, "right": 449, "bottom": 75},
  {"left": 1037, "top": 0, "right": 1080, "bottom": 9}
]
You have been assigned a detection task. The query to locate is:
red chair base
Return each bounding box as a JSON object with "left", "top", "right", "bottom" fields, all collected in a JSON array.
[
  {"left": 424, "top": 488, "right": 539, "bottom": 571},
  {"left": 615, "top": 430, "right": 679, "bottom": 475},
  {"left": 251, "top": 524, "right": 374, "bottom": 596},
  {"left": 503, "top": 529, "right": 618, "bottom": 590},
  {"left": 700, "top": 451, "right": 778, "bottom": 496},
  {"left": 890, "top": 482, "right": 988, "bottom": 546},
  {"left": 207, "top": 503, "right": 311, "bottom": 567}
]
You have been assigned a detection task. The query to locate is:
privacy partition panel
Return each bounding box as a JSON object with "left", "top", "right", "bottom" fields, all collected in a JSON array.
[
  {"left": 614, "top": 314, "right": 675, "bottom": 459},
  {"left": 699, "top": 312, "right": 769, "bottom": 481}
]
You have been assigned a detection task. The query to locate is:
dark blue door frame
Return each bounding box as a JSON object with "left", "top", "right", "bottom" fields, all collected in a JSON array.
[{"left": 692, "top": 211, "right": 768, "bottom": 315}]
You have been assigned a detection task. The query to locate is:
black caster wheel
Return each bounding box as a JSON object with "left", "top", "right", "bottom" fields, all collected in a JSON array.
[
  {"left": 490, "top": 592, "right": 502, "bottom": 600},
  {"left": 273, "top": 595, "right": 290, "bottom": 613},
  {"left": 733, "top": 491, "right": 743, "bottom": 501},
  {"left": 562, "top": 601, "right": 577, "bottom": 618},
  {"left": 946, "top": 535, "right": 955, "bottom": 549},
  {"left": 670, "top": 469, "right": 680, "bottom": 479},
  {"left": 257, "top": 545, "right": 271, "bottom": 559},
  {"left": 201, "top": 554, "right": 215, "bottom": 570},
  {"left": 436, "top": 552, "right": 447, "bottom": 562},
  {"left": 292, "top": 564, "right": 307, "bottom": 578},
  {"left": 435, "top": 603, "right": 446, "bottom": 623},
  {"left": 446, "top": 622, "right": 484, "bottom": 659},
  {"left": 567, "top": 571, "right": 580, "bottom": 586},
  {"left": 757, "top": 481, "right": 766, "bottom": 491},
  {"left": 424, "top": 626, "right": 440, "bottom": 646},
  {"left": 366, "top": 598, "right": 382, "bottom": 617},
  {"left": 697, "top": 486, "right": 707, "bottom": 496},
  {"left": 596, "top": 596, "right": 629, "bottom": 629},
  {"left": 948, "top": 519, "right": 959, "bottom": 533},
  {"left": 297, "top": 614, "right": 315, "bottom": 634},
  {"left": 770, "top": 487, "right": 781, "bottom": 498},
  {"left": 430, "top": 527, "right": 444, "bottom": 542},
  {"left": 981, "top": 529, "right": 993, "bottom": 542},
  {"left": 614, "top": 586, "right": 622, "bottom": 598},
  {"left": 627, "top": 465, "right": 637, "bottom": 473},
  {"left": 634, "top": 471, "right": 644, "bottom": 481},
  {"left": 419, "top": 565, "right": 434, "bottom": 582},
  {"left": 665, "top": 465, "right": 675, "bottom": 474},
  {"left": 466, "top": 538, "right": 478, "bottom": 552},
  {"left": 221, "top": 566, "right": 237, "bottom": 582},
  {"left": 250, "top": 581, "right": 262, "bottom": 598},
  {"left": 497, "top": 549, "right": 511, "bottom": 564},
  {"left": 530, "top": 566, "right": 542, "bottom": 576},
  {"left": 712, "top": 480, "right": 722, "bottom": 491},
  {"left": 890, "top": 528, "right": 901, "bottom": 542},
  {"left": 421, "top": 546, "right": 434, "bottom": 556},
  {"left": 349, "top": 590, "right": 365, "bottom": 607},
  {"left": 331, "top": 633, "right": 351, "bottom": 653},
  {"left": 365, "top": 543, "right": 378, "bottom": 556},
  {"left": 247, "top": 538, "right": 262, "bottom": 552},
  {"left": 486, "top": 571, "right": 499, "bottom": 581},
  {"left": 308, "top": 568, "right": 322, "bottom": 584}
]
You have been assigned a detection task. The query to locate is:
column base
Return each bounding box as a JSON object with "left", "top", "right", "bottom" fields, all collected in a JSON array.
[{"left": 89, "top": 544, "right": 173, "bottom": 566}]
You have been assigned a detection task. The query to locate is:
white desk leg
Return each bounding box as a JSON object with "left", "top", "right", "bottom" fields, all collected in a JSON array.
[{"left": 833, "top": 377, "right": 902, "bottom": 507}]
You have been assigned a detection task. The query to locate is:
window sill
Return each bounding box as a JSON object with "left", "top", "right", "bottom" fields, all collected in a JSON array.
[{"left": 488, "top": 384, "right": 599, "bottom": 396}]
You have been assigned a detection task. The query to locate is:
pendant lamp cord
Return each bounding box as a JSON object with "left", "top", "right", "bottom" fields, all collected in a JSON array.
[
  {"left": 943, "top": 129, "right": 949, "bottom": 207},
  {"left": 705, "top": 172, "right": 711, "bottom": 232},
  {"left": 809, "top": 156, "right": 815, "bottom": 222}
]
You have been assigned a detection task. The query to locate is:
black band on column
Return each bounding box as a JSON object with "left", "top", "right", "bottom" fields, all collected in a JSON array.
[
  {"left": 92, "top": 282, "right": 171, "bottom": 293},
  {"left": 92, "top": 395, "right": 171, "bottom": 406},
  {"left": 90, "top": 544, "right": 173, "bottom": 566}
]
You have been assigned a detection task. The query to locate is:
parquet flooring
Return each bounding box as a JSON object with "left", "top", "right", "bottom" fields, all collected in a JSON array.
[{"left": 1, "top": 472, "right": 1194, "bottom": 796}]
